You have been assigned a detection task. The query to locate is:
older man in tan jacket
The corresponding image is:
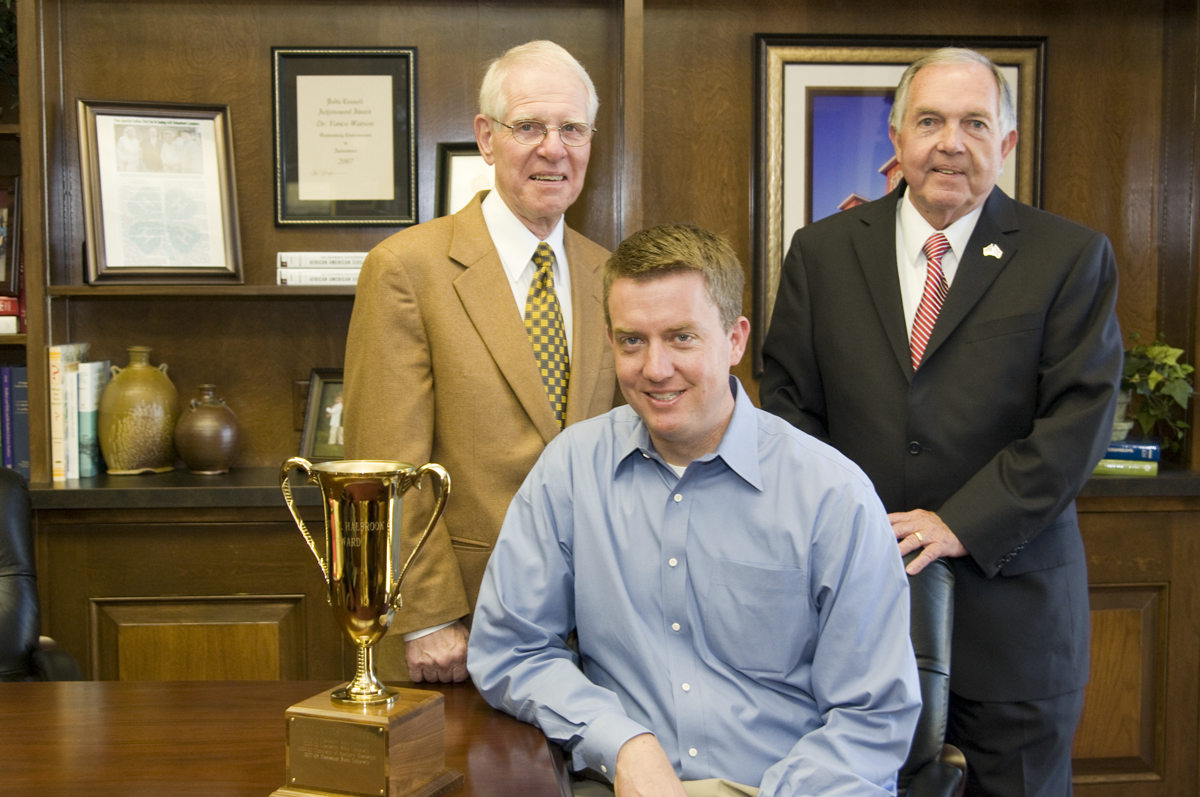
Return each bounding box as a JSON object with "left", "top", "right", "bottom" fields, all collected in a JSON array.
[{"left": 343, "top": 40, "right": 616, "bottom": 683}]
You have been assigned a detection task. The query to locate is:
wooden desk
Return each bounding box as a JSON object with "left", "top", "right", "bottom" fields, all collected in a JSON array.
[{"left": 0, "top": 680, "right": 570, "bottom": 797}]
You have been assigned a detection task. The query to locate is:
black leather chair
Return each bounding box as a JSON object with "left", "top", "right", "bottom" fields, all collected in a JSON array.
[
  {"left": 898, "top": 553, "right": 966, "bottom": 797},
  {"left": 0, "top": 466, "right": 82, "bottom": 681}
]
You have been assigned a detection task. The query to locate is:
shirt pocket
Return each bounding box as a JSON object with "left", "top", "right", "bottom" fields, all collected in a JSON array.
[{"left": 699, "top": 558, "right": 808, "bottom": 675}]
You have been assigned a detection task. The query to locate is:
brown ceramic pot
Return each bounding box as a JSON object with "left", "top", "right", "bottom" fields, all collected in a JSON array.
[
  {"left": 174, "top": 384, "right": 241, "bottom": 474},
  {"left": 98, "top": 346, "right": 180, "bottom": 474}
]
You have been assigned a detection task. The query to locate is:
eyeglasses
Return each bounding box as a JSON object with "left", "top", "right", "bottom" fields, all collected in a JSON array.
[{"left": 492, "top": 118, "right": 595, "bottom": 147}]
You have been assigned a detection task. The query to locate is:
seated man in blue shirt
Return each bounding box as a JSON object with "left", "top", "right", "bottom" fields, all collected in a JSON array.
[{"left": 467, "top": 224, "right": 921, "bottom": 797}]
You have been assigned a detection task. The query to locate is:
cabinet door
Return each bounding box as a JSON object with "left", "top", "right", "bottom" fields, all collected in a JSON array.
[{"left": 36, "top": 506, "right": 348, "bottom": 681}]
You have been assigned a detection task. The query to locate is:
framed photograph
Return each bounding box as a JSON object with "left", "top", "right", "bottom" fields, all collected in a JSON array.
[
  {"left": 273, "top": 47, "right": 417, "bottom": 226},
  {"left": 300, "top": 369, "right": 345, "bottom": 461},
  {"left": 436, "top": 141, "right": 494, "bottom": 218},
  {"left": 0, "top": 176, "right": 20, "bottom": 297},
  {"left": 77, "top": 100, "right": 243, "bottom": 285},
  {"left": 752, "top": 35, "right": 1045, "bottom": 372}
]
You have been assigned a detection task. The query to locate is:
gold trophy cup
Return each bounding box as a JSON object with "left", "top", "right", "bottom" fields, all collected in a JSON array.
[{"left": 274, "top": 458, "right": 463, "bottom": 797}]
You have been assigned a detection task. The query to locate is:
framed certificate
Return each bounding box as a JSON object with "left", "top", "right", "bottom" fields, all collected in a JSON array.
[
  {"left": 273, "top": 47, "right": 418, "bottom": 226},
  {"left": 77, "top": 99, "right": 243, "bottom": 285}
]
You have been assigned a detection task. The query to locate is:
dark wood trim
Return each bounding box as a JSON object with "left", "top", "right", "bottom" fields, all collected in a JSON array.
[
  {"left": 29, "top": 466, "right": 322, "bottom": 509},
  {"left": 620, "top": 0, "right": 644, "bottom": 239}
]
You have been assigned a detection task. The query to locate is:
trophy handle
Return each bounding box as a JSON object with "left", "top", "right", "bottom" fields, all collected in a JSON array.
[
  {"left": 388, "top": 462, "right": 451, "bottom": 607},
  {"left": 280, "top": 456, "right": 330, "bottom": 585}
]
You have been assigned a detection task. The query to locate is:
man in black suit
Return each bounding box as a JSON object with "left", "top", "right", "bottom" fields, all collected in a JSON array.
[{"left": 761, "top": 48, "right": 1123, "bottom": 796}]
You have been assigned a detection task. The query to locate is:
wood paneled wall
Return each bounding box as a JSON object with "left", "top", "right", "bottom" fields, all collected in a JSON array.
[
  {"left": 22, "top": 0, "right": 1199, "bottom": 467},
  {"left": 47, "top": 0, "right": 623, "bottom": 285},
  {"left": 27, "top": 0, "right": 625, "bottom": 474},
  {"left": 641, "top": 0, "right": 1170, "bottom": 401}
]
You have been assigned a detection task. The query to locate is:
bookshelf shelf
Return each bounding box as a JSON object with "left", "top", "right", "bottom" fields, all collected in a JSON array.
[{"left": 47, "top": 285, "right": 356, "bottom": 298}]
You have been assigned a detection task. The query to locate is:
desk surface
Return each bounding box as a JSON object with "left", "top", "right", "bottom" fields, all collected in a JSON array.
[{"left": 0, "top": 680, "right": 569, "bottom": 797}]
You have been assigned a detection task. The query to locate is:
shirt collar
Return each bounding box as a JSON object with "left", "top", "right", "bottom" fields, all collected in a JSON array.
[
  {"left": 898, "top": 188, "right": 985, "bottom": 267},
  {"left": 481, "top": 189, "right": 567, "bottom": 281},
  {"left": 616, "top": 376, "right": 764, "bottom": 492}
]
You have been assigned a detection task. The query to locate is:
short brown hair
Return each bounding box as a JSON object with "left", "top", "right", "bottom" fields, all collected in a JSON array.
[{"left": 604, "top": 224, "right": 744, "bottom": 330}]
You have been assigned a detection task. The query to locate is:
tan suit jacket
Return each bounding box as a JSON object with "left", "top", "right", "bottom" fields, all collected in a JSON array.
[{"left": 344, "top": 192, "right": 617, "bottom": 642}]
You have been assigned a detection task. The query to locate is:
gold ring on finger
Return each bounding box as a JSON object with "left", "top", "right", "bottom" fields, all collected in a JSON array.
[{"left": 913, "top": 531, "right": 924, "bottom": 545}]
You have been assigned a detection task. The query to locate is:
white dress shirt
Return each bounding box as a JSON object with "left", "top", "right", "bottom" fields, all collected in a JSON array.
[
  {"left": 895, "top": 189, "right": 985, "bottom": 341},
  {"left": 481, "top": 189, "right": 574, "bottom": 353}
]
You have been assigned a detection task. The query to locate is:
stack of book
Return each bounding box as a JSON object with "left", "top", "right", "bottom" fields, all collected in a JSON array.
[
  {"left": 47, "top": 343, "right": 111, "bottom": 482},
  {"left": 1093, "top": 440, "right": 1160, "bottom": 476},
  {"left": 276, "top": 252, "right": 368, "bottom": 286}
]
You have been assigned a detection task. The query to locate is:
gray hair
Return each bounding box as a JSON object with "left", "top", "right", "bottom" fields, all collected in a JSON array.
[
  {"left": 889, "top": 48, "right": 1016, "bottom": 138},
  {"left": 479, "top": 40, "right": 599, "bottom": 124}
]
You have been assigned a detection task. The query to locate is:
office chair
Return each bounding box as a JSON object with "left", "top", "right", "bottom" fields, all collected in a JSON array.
[
  {"left": 898, "top": 553, "right": 966, "bottom": 797},
  {"left": 0, "top": 466, "right": 82, "bottom": 681}
]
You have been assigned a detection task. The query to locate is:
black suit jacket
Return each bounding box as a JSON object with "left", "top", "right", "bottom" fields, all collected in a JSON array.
[{"left": 761, "top": 184, "right": 1122, "bottom": 702}]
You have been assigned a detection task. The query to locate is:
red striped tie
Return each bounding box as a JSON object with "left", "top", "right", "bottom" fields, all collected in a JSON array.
[{"left": 911, "top": 233, "right": 950, "bottom": 371}]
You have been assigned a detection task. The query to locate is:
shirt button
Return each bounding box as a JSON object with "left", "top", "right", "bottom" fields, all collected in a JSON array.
[
  {"left": 907, "top": 441, "right": 921, "bottom": 455},
  {"left": 689, "top": 748, "right": 698, "bottom": 757},
  {"left": 673, "top": 494, "right": 682, "bottom": 502},
  {"left": 682, "top": 683, "right": 691, "bottom": 692},
  {"left": 672, "top": 622, "right": 681, "bottom": 631},
  {"left": 600, "top": 765, "right": 608, "bottom": 774},
  {"left": 668, "top": 558, "right": 678, "bottom": 567}
]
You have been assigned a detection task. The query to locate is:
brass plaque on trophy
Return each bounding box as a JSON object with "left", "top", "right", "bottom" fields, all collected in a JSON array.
[{"left": 275, "top": 459, "right": 463, "bottom": 797}]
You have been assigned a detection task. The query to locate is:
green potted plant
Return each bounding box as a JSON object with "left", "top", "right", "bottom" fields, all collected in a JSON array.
[{"left": 1122, "top": 333, "right": 1194, "bottom": 453}]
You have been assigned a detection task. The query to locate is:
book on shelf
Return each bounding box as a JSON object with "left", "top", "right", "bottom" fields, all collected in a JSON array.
[
  {"left": 3, "top": 366, "right": 29, "bottom": 479},
  {"left": 276, "top": 268, "right": 362, "bottom": 286},
  {"left": 1093, "top": 458, "right": 1158, "bottom": 476},
  {"left": 63, "top": 363, "right": 80, "bottom": 480},
  {"left": 16, "top": 251, "right": 24, "bottom": 332},
  {"left": 276, "top": 252, "right": 368, "bottom": 269},
  {"left": 77, "top": 360, "right": 110, "bottom": 478},
  {"left": 0, "top": 295, "right": 19, "bottom": 333},
  {"left": 1104, "top": 441, "right": 1160, "bottom": 461},
  {"left": 47, "top": 343, "right": 90, "bottom": 482},
  {"left": 1, "top": 366, "right": 11, "bottom": 469}
]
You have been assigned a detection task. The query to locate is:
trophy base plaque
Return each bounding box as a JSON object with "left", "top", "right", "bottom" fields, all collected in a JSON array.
[{"left": 270, "top": 686, "right": 464, "bottom": 797}]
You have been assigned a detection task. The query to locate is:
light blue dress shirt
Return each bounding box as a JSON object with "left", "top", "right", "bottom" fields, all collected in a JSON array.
[{"left": 468, "top": 378, "right": 921, "bottom": 796}]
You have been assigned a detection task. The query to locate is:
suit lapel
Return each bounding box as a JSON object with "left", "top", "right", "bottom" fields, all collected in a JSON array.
[
  {"left": 450, "top": 197, "right": 562, "bottom": 444},
  {"left": 920, "top": 188, "right": 1019, "bottom": 364},
  {"left": 851, "top": 186, "right": 914, "bottom": 380},
  {"left": 563, "top": 229, "right": 604, "bottom": 426}
]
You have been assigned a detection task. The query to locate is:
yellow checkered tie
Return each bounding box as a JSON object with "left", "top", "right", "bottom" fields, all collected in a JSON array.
[{"left": 525, "top": 242, "right": 570, "bottom": 427}]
